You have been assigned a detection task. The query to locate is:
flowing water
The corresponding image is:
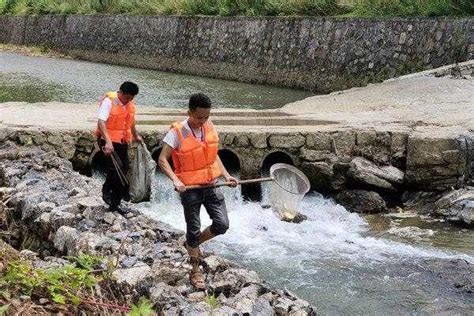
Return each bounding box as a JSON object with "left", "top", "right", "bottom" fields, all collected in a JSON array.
[
  {"left": 137, "top": 172, "right": 474, "bottom": 315},
  {"left": 0, "top": 52, "right": 312, "bottom": 109}
]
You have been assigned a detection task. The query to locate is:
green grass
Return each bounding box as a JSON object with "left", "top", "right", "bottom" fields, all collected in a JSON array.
[{"left": 0, "top": 0, "right": 472, "bottom": 16}]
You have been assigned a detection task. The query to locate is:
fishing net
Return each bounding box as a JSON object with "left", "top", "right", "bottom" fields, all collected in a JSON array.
[
  {"left": 269, "top": 163, "right": 310, "bottom": 221},
  {"left": 128, "top": 143, "right": 156, "bottom": 203}
]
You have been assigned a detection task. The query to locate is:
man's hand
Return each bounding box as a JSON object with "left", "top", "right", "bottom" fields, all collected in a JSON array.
[
  {"left": 102, "top": 141, "right": 114, "bottom": 156},
  {"left": 173, "top": 179, "right": 186, "bottom": 193},
  {"left": 135, "top": 134, "right": 144, "bottom": 144},
  {"left": 225, "top": 176, "right": 238, "bottom": 187}
]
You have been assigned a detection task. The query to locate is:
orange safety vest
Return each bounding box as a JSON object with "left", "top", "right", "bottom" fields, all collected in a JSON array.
[
  {"left": 95, "top": 91, "right": 135, "bottom": 144},
  {"left": 171, "top": 121, "right": 222, "bottom": 185}
]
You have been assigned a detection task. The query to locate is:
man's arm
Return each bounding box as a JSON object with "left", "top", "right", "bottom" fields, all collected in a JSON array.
[
  {"left": 159, "top": 144, "right": 186, "bottom": 192},
  {"left": 97, "top": 120, "right": 114, "bottom": 155},
  {"left": 131, "top": 122, "right": 143, "bottom": 143},
  {"left": 216, "top": 156, "right": 238, "bottom": 187}
]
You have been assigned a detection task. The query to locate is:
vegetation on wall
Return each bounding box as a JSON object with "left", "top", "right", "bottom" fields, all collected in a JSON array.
[{"left": 0, "top": 0, "right": 472, "bottom": 17}]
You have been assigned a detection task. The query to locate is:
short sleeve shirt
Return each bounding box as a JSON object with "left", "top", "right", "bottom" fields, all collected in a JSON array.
[
  {"left": 96, "top": 93, "right": 125, "bottom": 121},
  {"left": 163, "top": 119, "right": 213, "bottom": 149}
]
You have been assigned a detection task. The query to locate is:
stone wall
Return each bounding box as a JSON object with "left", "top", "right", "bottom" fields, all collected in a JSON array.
[
  {"left": 1, "top": 126, "right": 473, "bottom": 223},
  {"left": 0, "top": 15, "right": 472, "bottom": 92},
  {"left": 1, "top": 127, "right": 471, "bottom": 193}
]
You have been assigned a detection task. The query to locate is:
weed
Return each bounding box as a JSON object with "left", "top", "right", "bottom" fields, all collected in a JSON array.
[
  {"left": 128, "top": 297, "right": 154, "bottom": 316},
  {"left": 0, "top": 256, "right": 101, "bottom": 305},
  {"left": 204, "top": 294, "right": 220, "bottom": 309}
]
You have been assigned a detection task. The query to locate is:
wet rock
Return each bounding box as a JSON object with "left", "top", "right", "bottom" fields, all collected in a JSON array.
[
  {"left": 113, "top": 263, "right": 152, "bottom": 287},
  {"left": 203, "top": 255, "right": 231, "bottom": 272},
  {"left": 19, "top": 249, "right": 38, "bottom": 260},
  {"left": 335, "top": 190, "right": 387, "bottom": 213},
  {"left": 35, "top": 212, "right": 51, "bottom": 232},
  {"left": 77, "top": 218, "right": 96, "bottom": 231},
  {"left": 252, "top": 297, "right": 273, "bottom": 315},
  {"left": 181, "top": 301, "right": 212, "bottom": 315},
  {"left": 50, "top": 209, "right": 77, "bottom": 230},
  {"left": 150, "top": 264, "right": 188, "bottom": 285},
  {"left": 38, "top": 201, "right": 56, "bottom": 213},
  {"left": 274, "top": 296, "right": 293, "bottom": 314},
  {"left": 77, "top": 232, "right": 119, "bottom": 254},
  {"left": 68, "top": 187, "right": 87, "bottom": 197},
  {"left": 121, "top": 256, "right": 138, "bottom": 268},
  {"left": 211, "top": 268, "right": 261, "bottom": 293},
  {"left": 347, "top": 157, "right": 404, "bottom": 190},
  {"left": 212, "top": 305, "right": 240, "bottom": 315},
  {"left": 187, "top": 291, "right": 206, "bottom": 301},
  {"left": 281, "top": 212, "right": 308, "bottom": 223},
  {"left": 103, "top": 212, "right": 116, "bottom": 225},
  {"left": 149, "top": 282, "right": 180, "bottom": 306},
  {"left": 229, "top": 284, "right": 262, "bottom": 313},
  {"left": 301, "top": 161, "right": 334, "bottom": 191},
  {"left": 77, "top": 196, "right": 103, "bottom": 212},
  {"left": 53, "top": 226, "right": 80, "bottom": 254},
  {"left": 433, "top": 188, "right": 474, "bottom": 226}
]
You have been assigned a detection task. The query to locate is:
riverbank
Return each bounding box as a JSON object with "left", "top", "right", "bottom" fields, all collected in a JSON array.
[{"left": 0, "top": 140, "right": 316, "bottom": 314}]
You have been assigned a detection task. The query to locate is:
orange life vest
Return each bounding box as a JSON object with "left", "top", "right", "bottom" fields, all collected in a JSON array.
[
  {"left": 95, "top": 91, "right": 135, "bottom": 144},
  {"left": 171, "top": 121, "right": 222, "bottom": 185}
]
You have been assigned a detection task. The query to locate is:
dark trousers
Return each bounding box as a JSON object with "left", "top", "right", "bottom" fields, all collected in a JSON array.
[
  {"left": 99, "top": 140, "right": 130, "bottom": 207},
  {"left": 180, "top": 187, "right": 229, "bottom": 248}
]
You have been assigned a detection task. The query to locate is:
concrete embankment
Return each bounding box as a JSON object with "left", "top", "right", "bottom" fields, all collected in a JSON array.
[{"left": 0, "top": 15, "right": 472, "bottom": 92}]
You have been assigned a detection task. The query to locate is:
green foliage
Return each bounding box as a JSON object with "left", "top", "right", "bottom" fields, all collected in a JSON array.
[
  {"left": 351, "top": 0, "right": 473, "bottom": 17},
  {"left": 0, "top": 255, "right": 102, "bottom": 306},
  {"left": 128, "top": 297, "right": 154, "bottom": 316},
  {"left": 0, "top": 0, "right": 471, "bottom": 16},
  {"left": 0, "top": 305, "right": 9, "bottom": 316},
  {"left": 204, "top": 294, "right": 220, "bottom": 309}
]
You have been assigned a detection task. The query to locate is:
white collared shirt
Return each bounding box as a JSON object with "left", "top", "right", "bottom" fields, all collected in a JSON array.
[
  {"left": 96, "top": 94, "right": 125, "bottom": 121},
  {"left": 163, "top": 119, "right": 211, "bottom": 149}
]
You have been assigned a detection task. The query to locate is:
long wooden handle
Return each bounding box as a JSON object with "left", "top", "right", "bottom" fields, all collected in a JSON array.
[{"left": 184, "top": 177, "right": 274, "bottom": 190}]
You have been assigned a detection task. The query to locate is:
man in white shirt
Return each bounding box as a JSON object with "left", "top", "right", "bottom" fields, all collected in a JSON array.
[
  {"left": 96, "top": 81, "right": 143, "bottom": 213},
  {"left": 159, "top": 93, "right": 237, "bottom": 289}
]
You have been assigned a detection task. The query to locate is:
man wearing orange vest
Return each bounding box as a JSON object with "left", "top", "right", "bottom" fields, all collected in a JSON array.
[
  {"left": 159, "top": 93, "right": 237, "bottom": 290},
  {"left": 96, "top": 81, "right": 143, "bottom": 213}
]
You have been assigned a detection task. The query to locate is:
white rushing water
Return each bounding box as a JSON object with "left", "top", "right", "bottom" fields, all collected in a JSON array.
[{"left": 138, "top": 173, "right": 474, "bottom": 314}]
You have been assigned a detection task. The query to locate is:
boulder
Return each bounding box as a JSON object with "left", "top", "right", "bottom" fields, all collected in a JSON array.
[
  {"left": 347, "top": 157, "right": 404, "bottom": 190},
  {"left": 335, "top": 190, "right": 387, "bottom": 213}
]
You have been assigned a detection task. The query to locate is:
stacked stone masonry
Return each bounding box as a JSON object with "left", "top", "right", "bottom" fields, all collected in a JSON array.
[
  {"left": 1, "top": 128, "right": 471, "bottom": 193},
  {"left": 0, "top": 15, "right": 472, "bottom": 92}
]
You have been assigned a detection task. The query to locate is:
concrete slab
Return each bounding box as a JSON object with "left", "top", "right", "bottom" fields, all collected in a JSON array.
[{"left": 0, "top": 61, "right": 473, "bottom": 136}]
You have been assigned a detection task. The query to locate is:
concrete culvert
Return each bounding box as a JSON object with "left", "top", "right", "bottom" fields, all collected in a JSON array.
[
  {"left": 218, "top": 149, "right": 240, "bottom": 175},
  {"left": 261, "top": 151, "right": 294, "bottom": 176}
]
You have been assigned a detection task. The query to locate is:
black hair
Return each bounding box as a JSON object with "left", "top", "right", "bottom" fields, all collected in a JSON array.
[
  {"left": 119, "top": 81, "right": 139, "bottom": 96},
  {"left": 189, "top": 93, "right": 211, "bottom": 111}
]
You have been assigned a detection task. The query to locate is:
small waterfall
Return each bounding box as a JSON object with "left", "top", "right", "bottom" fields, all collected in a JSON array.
[{"left": 137, "top": 172, "right": 474, "bottom": 314}]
